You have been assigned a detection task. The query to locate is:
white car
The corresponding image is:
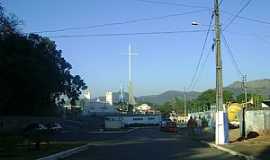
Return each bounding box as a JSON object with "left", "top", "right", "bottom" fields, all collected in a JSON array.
[{"left": 47, "top": 123, "right": 63, "bottom": 131}]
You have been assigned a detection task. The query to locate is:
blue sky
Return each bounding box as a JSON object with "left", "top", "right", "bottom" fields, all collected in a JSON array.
[{"left": 2, "top": 0, "right": 270, "bottom": 97}]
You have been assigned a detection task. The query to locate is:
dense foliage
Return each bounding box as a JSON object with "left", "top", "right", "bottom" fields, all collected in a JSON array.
[
  {"left": 158, "top": 88, "right": 265, "bottom": 115},
  {"left": 0, "top": 6, "right": 86, "bottom": 116}
]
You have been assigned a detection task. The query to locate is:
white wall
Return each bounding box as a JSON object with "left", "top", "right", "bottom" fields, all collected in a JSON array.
[
  {"left": 105, "top": 117, "right": 123, "bottom": 129},
  {"left": 122, "top": 115, "right": 161, "bottom": 125},
  {"left": 188, "top": 111, "right": 216, "bottom": 128},
  {"left": 245, "top": 110, "right": 270, "bottom": 135},
  {"left": 105, "top": 115, "right": 161, "bottom": 126}
]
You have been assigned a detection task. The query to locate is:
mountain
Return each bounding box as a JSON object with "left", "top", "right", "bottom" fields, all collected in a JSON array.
[
  {"left": 137, "top": 79, "right": 270, "bottom": 105},
  {"left": 93, "top": 79, "right": 270, "bottom": 105},
  {"left": 137, "top": 90, "right": 200, "bottom": 105},
  {"left": 225, "top": 79, "right": 270, "bottom": 98}
]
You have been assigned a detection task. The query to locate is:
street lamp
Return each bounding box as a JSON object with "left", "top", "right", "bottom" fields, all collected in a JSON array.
[{"left": 192, "top": 21, "right": 200, "bottom": 26}]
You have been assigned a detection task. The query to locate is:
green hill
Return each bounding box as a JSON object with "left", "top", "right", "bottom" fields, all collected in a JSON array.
[
  {"left": 137, "top": 90, "right": 200, "bottom": 105},
  {"left": 137, "top": 79, "right": 270, "bottom": 105},
  {"left": 226, "top": 79, "right": 270, "bottom": 98},
  {"left": 94, "top": 79, "right": 270, "bottom": 105}
]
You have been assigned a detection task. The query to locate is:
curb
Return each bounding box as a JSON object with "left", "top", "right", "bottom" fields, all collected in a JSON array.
[
  {"left": 88, "top": 127, "right": 138, "bottom": 134},
  {"left": 36, "top": 143, "right": 91, "bottom": 160},
  {"left": 201, "top": 140, "right": 259, "bottom": 160}
]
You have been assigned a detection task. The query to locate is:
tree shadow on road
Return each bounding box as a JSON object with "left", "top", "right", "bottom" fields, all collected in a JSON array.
[{"left": 66, "top": 137, "right": 240, "bottom": 160}]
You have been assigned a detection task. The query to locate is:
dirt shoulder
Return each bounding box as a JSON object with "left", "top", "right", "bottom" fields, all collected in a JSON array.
[{"left": 223, "top": 129, "right": 270, "bottom": 160}]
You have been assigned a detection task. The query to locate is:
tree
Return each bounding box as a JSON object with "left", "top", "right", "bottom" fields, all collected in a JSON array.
[
  {"left": 159, "top": 101, "right": 172, "bottom": 116},
  {"left": 0, "top": 5, "right": 21, "bottom": 35},
  {"left": 196, "top": 89, "right": 216, "bottom": 107},
  {"left": 236, "top": 93, "right": 264, "bottom": 109},
  {"left": 158, "top": 97, "right": 185, "bottom": 116},
  {"left": 0, "top": 7, "right": 86, "bottom": 116},
  {"left": 236, "top": 93, "right": 252, "bottom": 103},
  {"left": 196, "top": 89, "right": 234, "bottom": 106}
]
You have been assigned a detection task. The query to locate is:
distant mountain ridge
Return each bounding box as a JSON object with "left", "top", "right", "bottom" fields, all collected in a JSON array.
[
  {"left": 225, "top": 79, "right": 270, "bottom": 98},
  {"left": 94, "top": 79, "right": 270, "bottom": 105},
  {"left": 137, "top": 90, "right": 200, "bottom": 105},
  {"left": 138, "top": 79, "right": 270, "bottom": 105}
]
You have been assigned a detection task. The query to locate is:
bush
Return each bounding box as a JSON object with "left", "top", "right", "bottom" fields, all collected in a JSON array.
[
  {"left": 0, "top": 133, "right": 22, "bottom": 154},
  {"left": 25, "top": 130, "right": 51, "bottom": 150}
]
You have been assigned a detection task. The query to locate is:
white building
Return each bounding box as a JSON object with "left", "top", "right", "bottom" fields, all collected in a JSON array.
[
  {"left": 135, "top": 104, "right": 158, "bottom": 114},
  {"left": 82, "top": 89, "right": 91, "bottom": 100},
  {"left": 106, "top": 91, "right": 113, "bottom": 105},
  {"left": 82, "top": 101, "right": 118, "bottom": 116},
  {"left": 136, "top": 104, "right": 151, "bottom": 112}
]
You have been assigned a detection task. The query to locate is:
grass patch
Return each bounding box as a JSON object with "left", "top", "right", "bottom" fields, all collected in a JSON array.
[{"left": 0, "top": 141, "right": 86, "bottom": 160}]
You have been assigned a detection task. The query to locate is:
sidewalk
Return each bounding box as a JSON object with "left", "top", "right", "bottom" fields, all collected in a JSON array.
[
  {"left": 197, "top": 128, "right": 270, "bottom": 160},
  {"left": 222, "top": 129, "right": 270, "bottom": 160}
]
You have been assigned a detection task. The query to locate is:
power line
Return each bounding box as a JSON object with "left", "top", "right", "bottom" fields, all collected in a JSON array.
[
  {"left": 32, "top": 9, "right": 207, "bottom": 34},
  {"left": 223, "top": 0, "right": 253, "bottom": 31},
  {"left": 222, "top": 11, "right": 270, "bottom": 25},
  {"left": 188, "top": 2, "right": 224, "bottom": 89},
  {"left": 133, "top": 0, "right": 209, "bottom": 9},
  {"left": 48, "top": 29, "right": 208, "bottom": 38},
  {"left": 187, "top": 15, "right": 214, "bottom": 91},
  {"left": 219, "top": 0, "right": 224, "bottom": 7},
  {"left": 221, "top": 32, "right": 243, "bottom": 76},
  {"left": 191, "top": 44, "right": 213, "bottom": 90}
]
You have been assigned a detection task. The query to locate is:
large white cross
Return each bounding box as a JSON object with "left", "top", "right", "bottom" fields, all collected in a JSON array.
[{"left": 128, "top": 44, "right": 138, "bottom": 82}]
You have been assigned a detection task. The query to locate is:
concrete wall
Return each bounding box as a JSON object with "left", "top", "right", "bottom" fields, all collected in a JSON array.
[
  {"left": 188, "top": 111, "right": 216, "bottom": 128},
  {"left": 105, "top": 117, "right": 123, "bottom": 129},
  {"left": 245, "top": 110, "right": 270, "bottom": 135}
]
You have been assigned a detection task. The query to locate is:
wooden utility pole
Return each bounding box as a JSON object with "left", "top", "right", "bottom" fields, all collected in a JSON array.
[{"left": 214, "top": 0, "right": 223, "bottom": 112}]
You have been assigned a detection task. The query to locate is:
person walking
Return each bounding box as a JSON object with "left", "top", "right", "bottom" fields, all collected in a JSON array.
[
  {"left": 187, "top": 116, "right": 193, "bottom": 136},
  {"left": 197, "top": 116, "right": 202, "bottom": 136}
]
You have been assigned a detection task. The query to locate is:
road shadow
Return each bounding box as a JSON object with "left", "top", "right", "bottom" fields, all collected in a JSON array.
[
  {"left": 257, "top": 145, "right": 270, "bottom": 160},
  {"left": 66, "top": 134, "right": 240, "bottom": 160}
]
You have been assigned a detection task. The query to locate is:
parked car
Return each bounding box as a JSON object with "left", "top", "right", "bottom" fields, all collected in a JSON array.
[
  {"left": 46, "top": 123, "right": 63, "bottom": 132},
  {"left": 23, "top": 123, "right": 48, "bottom": 136},
  {"left": 164, "top": 122, "right": 177, "bottom": 133},
  {"left": 160, "top": 120, "right": 177, "bottom": 133}
]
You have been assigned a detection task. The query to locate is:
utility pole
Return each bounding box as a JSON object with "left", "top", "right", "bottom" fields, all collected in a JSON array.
[
  {"left": 214, "top": 0, "right": 229, "bottom": 145},
  {"left": 215, "top": 0, "right": 223, "bottom": 112},
  {"left": 241, "top": 74, "right": 248, "bottom": 138},
  {"left": 242, "top": 74, "right": 248, "bottom": 106}
]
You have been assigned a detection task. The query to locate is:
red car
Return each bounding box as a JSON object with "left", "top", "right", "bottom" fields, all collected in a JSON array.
[
  {"left": 165, "top": 122, "right": 177, "bottom": 133},
  {"left": 160, "top": 121, "right": 177, "bottom": 133}
]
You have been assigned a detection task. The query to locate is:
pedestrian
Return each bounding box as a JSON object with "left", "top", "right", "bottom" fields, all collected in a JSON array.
[
  {"left": 187, "top": 116, "right": 193, "bottom": 136},
  {"left": 197, "top": 116, "right": 202, "bottom": 136},
  {"left": 193, "top": 117, "right": 198, "bottom": 136}
]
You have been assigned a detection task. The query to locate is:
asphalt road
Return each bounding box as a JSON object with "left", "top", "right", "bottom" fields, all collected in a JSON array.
[{"left": 64, "top": 127, "right": 242, "bottom": 160}]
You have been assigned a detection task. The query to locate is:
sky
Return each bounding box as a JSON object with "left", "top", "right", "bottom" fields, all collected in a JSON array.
[{"left": 2, "top": 0, "right": 270, "bottom": 97}]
